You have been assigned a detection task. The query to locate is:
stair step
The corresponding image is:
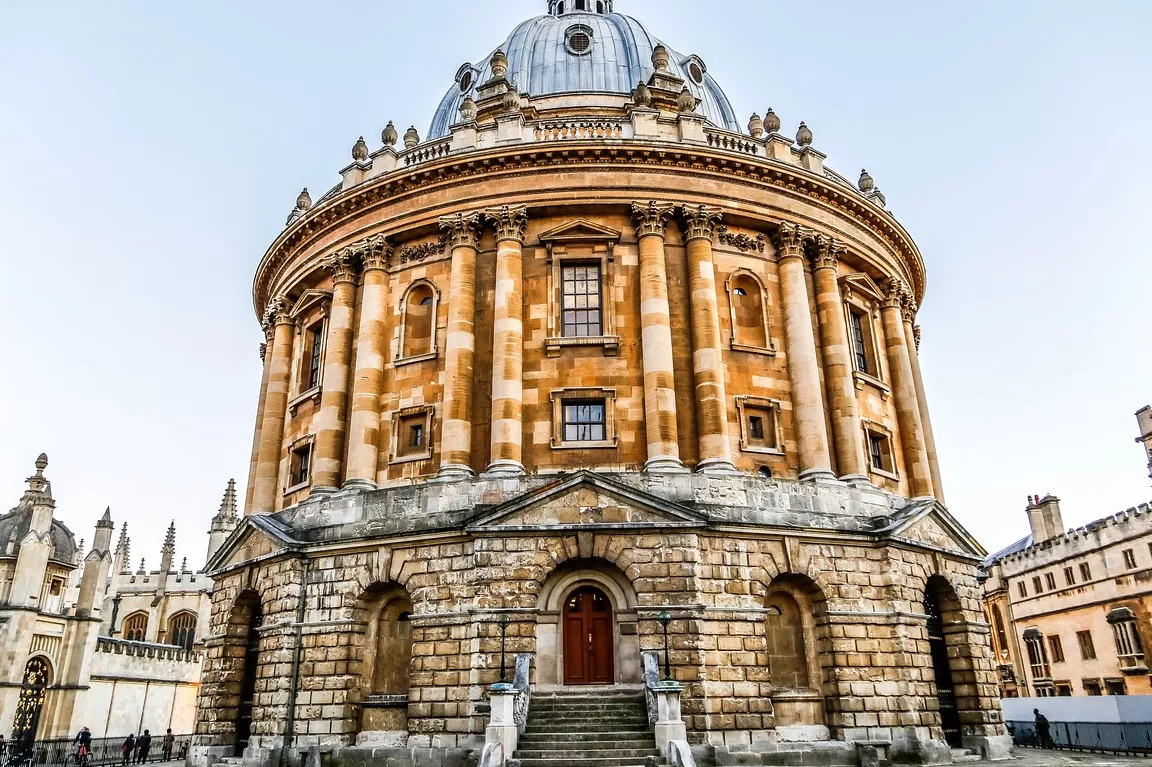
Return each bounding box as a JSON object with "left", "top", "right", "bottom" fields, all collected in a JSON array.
[
  {"left": 524, "top": 725, "right": 652, "bottom": 734},
  {"left": 518, "top": 739, "right": 657, "bottom": 750},
  {"left": 516, "top": 748, "right": 660, "bottom": 759},
  {"left": 515, "top": 758, "right": 662, "bottom": 767}
]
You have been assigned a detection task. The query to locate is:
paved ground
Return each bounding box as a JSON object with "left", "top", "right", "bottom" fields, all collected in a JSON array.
[{"left": 1007, "top": 748, "right": 1152, "bottom": 764}]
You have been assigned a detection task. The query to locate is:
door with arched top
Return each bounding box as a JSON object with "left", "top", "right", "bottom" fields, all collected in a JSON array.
[
  {"left": 12, "top": 657, "right": 51, "bottom": 757},
  {"left": 563, "top": 586, "right": 613, "bottom": 684}
]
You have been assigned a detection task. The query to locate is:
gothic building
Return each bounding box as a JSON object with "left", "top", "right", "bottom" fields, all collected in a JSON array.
[
  {"left": 194, "top": 2, "right": 1009, "bottom": 765},
  {"left": 0, "top": 456, "right": 233, "bottom": 747}
]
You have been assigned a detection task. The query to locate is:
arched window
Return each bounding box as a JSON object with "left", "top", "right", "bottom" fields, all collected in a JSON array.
[
  {"left": 397, "top": 281, "right": 438, "bottom": 361},
  {"left": 727, "top": 271, "right": 771, "bottom": 351},
  {"left": 168, "top": 611, "right": 197, "bottom": 650},
  {"left": 122, "top": 611, "right": 149, "bottom": 642},
  {"left": 764, "top": 592, "right": 809, "bottom": 688},
  {"left": 373, "top": 597, "right": 414, "bottom": 695}
]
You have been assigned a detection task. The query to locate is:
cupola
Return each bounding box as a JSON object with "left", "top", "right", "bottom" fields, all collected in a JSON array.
[{"left": 548, "top": 0, "right": 613, "bottom": 15}]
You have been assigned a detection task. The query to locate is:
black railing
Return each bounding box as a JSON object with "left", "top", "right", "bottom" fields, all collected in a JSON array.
[
  {"left": 1008, "top": 720, "right": 1152, "bottom": 754},
  {"left": 2, "top": 735, "right": 192, "bottom": 767}
]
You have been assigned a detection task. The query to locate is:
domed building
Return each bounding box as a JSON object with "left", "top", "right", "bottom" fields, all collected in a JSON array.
[{"left": 194, "top": 2, "right": 1008, "bottom": 765}]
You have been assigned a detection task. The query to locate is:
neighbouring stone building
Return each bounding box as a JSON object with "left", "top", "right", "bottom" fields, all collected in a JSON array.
[
  {"left": 982, "top": 407, "right": 1152, "bottom": 700},
  {"left": 192, "top": 2, "right": 1010, "bottom": 765},
  {"left": 0, "top": 456, "right": 233, "bottom": 749}
]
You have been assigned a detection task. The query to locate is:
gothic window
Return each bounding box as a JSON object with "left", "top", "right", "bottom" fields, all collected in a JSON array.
[
  {"left": 123, "top": 611, "right": 149, "bottom": 642},
  {"left": 764, "top": 592, "right": 809, "bottom": 689},
  {"left": 168, "top": 611, "right": 197, "bottom": 651},
  {"left": 371, "top": 594, "right": 414, "bottom": 696},
  {"left": 397, "top": 281, "right": 439, "bottom": 362},
  {"left": 726, "top": 271, "right": 772, "bottom": 352},
  {"left": 561, "top": 264, "right": 603, "bottom": 337},
  {"left": 1108, "top": 607, "right": 1146, "bottom": 671}
]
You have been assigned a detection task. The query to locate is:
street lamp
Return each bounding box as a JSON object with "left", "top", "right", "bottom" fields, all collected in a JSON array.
[
  {"left": 658, "top": 611, "right": 672, "bottom": 680},
  {"left": 498, "top": 614, "right": 510, "bottom": 683}
]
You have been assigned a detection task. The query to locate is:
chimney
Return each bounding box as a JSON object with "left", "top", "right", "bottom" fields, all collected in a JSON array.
[
  {"left": 1026, "top": 494, "right": 1064, "bottom": 543},
  {"left": 1137, "top": 406, "right": 1152, "bottom": 483}
]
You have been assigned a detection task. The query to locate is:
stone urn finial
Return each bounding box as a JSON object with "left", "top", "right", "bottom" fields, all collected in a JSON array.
[
  {"left": 796, "top": 121, "right": 813, "bottom": 147},
  {"left": 871, "top": 188, "right": 887, "bottom": 207},
  {"left": 35, "top": 453, "right": 48, "bottom": 473},
  {"left": 295, "top": 187, "right": 312, "bottom": 210},
  {"left": 677, "top": 86, "right": 696, "bottom": 114},
  {"left": 490, "top": 48, "right": 509, "bottom": 79},
  {"left": 352, "top": 136, "right": 369, "bottom": 162},
  {"left": 404, "top": 126, "right": 420, "bottom": 149},
  {"left": 858, "top": 169, "right": 875, "bottom": 193},
  {"left": 633, "top": 81, "right": 652, "bottom": 108},
  {"left": 382, "top": 121, "right": 398, "bottom": 147},
  {"left": 748, "top": 113, "right": 764, "bottom": 138},
  {"left": 764, "top": 107, "right": 781, "bottom": 134},
  {"left": 459, "top": 96, "right": 477, "bottom": 122},
  {"left": 652, "top": 43, "right": 670, "bottom": 73}
]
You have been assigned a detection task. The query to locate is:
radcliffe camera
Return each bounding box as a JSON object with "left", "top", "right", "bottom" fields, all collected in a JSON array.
[{"left": 1, "top": 2, "right": 1149, "bottom": 767}]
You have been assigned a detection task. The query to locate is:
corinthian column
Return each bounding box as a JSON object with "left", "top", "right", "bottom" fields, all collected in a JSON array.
[
  {"left": 437, "top": 212, "right": 484, "bottom": 479},
  {"left": 484, "top": 205, "right": 528, "bottom": 476},
  {"left": 773, "top": 222, "right": 833, "bottom": 481},
  {"left": 243, "top": 341, "right": 270, "bottom": 514},
  {"left": 631, "top": 201, "right": 684, "bottom": 473},
  {"left": 251, "top": 298, "right": 294, "bottom": 514},
  {"left": 880, "top": 280, "right": 932, "bottom": 497},
  {"left": 343, "top": 235, "right": 391, "bottom": 490},
  {"left": 311, "top": 248, "right": 361, "bottom": 492},
  {"left": 680, "top": 204, "right": 735, "bottom": 474},
  {"left": 811, "top": 235, "right": 867, "bottom": 482},
  {"left": 903, "top": 309, "right": 945, "bottom": 502}
]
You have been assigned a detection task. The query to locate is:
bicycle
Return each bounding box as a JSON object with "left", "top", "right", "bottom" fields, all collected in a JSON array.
[{"left": 63, "top": 747, "right": 90, "bottom": 767}]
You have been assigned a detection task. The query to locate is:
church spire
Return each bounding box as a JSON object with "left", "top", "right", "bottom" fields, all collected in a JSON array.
[
  {"left": 214, "top": 478, "right": 238, "bottom": 523},
  {"left": 162, "top": 521, "right": 176, "bottom": 556}
]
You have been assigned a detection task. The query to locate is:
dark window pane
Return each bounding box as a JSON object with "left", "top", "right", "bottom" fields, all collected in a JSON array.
[
  {"left": 560, "top": 264, "right": 603, "bottom": 337},
  {"left": 749, "top": 416, "right": 764, "bottom": 440},
  {"left": 850, "top": 311, "right": 869, "bottom": 375}
]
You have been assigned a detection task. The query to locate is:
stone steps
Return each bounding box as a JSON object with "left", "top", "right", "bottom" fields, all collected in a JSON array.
[
  {"left": 950, "top": 748, "right": 982, "bottom": 763},
  {"left": 515, "top": 689, "right": 665, "bottom": 767}
]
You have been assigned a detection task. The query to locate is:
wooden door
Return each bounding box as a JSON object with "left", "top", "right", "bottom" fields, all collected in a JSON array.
[{"left": 563, "top": 586, "right": 614, "bottom": 685}]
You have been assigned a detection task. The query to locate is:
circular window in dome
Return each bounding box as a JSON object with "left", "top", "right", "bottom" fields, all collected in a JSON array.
[
  {"left": 687, "top": 56, "right": 707, "bottom": 84},
  {"left": 565, "top": 24, "right": 594, "bottom": 56}
]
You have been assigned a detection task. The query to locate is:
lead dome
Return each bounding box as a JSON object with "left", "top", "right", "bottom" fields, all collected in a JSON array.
[{"left": 429, "top": 1, "right": 739, "bottom": 138}]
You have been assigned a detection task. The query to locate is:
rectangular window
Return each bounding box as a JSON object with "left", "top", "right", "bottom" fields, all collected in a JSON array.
[
  {"left": 1106, "top": 679, "right": 1127, "bottom": 696},
  {"left": 1018, "top": 581, "right": 1027, "bottom": 598},
  {"left": 1025, "top": 634, "right": 1051, "bottom": 680},
  {"left": 560, "top": 264, "right": 603, "bottom": 337},
  {"left": 1033, "top": 576, "right": 1043, "bottom": 594},
  {"left": 1064, "top": 566, "right": 1075, "bottom": 586},
  {"left": 390, "top": 406, "right": 435, "bottom": 463},
  {"left": 1080, "top": 562, "right": 1092, "bottom": 582},
  {"left": 1048, "top": 635, "right": 1065, "bottom": 664},
  {"left": 1077, "top": 630, "right": 1096, "bottom": 661},
  {"left": 289, "top": 442, "right": 312, "bottom": 488},
  {"left": 849, "top": 309, "right": 870, "bottom": 375},
  {"left": 865, "top": 428, "right": 895, "bottom": 474},
  {"left": 408, "top": 423, "right": 424, "bottom": 448},
  {"left": 1111, "top": 618, "right": 1146, "bottom": 670},
  {"left": 562, "top": 400, "right": 606, "bottom": 442},
  {"left": 307, "top": 324, "right": 324, "bottom": 390},
  {"left": 749, "top": 415, "right": 765, "bottom": 440},
  {"left": 1045, "top": 573, "right": 1057, "bottom": 591},
  {"left": 1084, "top": 679, "right": 1102, "bottom": 696},
  {"left": 1054, "top": 682, "right": 1072, "bottom": 697},
  {"left": 1124, "top": 549, "right": 1137, "bottom": 569}
]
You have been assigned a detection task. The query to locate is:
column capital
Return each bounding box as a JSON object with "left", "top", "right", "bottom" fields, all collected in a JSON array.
[
  {"left": 484, "top": 204, "right": 528, "bottom": 243},
  {"left": 902, "top": 297, "right": 919, "bottom": 324},
  {"left": 631, "top": 201, "right": 676, "bottom": 239},
  {"left": 439, "top": 211, "right": 484, "bottom": 249},
  {"left": 679, "top": 204, "right": 723, "bottom": 241},
  {"left": 325, "top": 246, "right": 363, "bottom": 284},
  {"left": 880, "top": 277, "right": 911, "bottom": 310},
  {"left": 811, "top": 233, "right": 846, "bottom": 271},
  {"left": 913, "top": 324, "right": 922, "bottom": 351},
  {"left": 261, "top": 296, "right": 293, "bottom": 330},
  {"left": 773, "top": 220, "right": 812, "bottom": 260},
  {"left": 258, "top": 342, "right": 267, "bottom": 363},
  {"left": 354, "top": 233, "right": 391, "bottom": 271}
]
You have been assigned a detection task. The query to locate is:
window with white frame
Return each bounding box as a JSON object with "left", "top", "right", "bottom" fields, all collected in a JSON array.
[{"left": 540, "top": 221, "right": 621, "bottom": 357}]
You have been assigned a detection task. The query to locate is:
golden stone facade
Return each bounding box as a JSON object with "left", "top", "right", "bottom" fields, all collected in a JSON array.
[{"left": 192, "top": 3, "right": 1009, "bottom": 765}]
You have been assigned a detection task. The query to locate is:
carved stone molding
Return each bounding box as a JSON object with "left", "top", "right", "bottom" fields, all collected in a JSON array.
[
  {"left": 811, "top": 234, "right": 845, "bottom": 271},
  {"left": 357, "top": 234, "right": 391, "bottom": 271},
  {"left": 679, "top": 204, "right": 723, "bottom": 242},
  {"left": 913, "top": 325, "right": 922, "bottom": 351},
  {"left": 438, "top": 211, "right": 484, "bottom": 249},
  {"left": 881, "top": 277, "right": 909, "bottom": 310},
  {"left": 258, "top": 342, "right": 267, "bottom": 363},
  {"left": 397, "top": 235, "right": 448, "bottom": 265},
  {"left": 773, "top": 221, "right": 811, "bottom": 260},
  {"left": 484, "top": 204, "right": 529, "bottom": 243},
  {"left": 325, "top": 247, "right": 362, "bottom": 284},
  {"left": 262, "top": 296, "right": 292, "bottom": 328},
  {"left": 716, "top": 226, "right": 765, "bottom": 253},
  {"left": 630, "top": 201, "right": 675, "bottom": 239}
]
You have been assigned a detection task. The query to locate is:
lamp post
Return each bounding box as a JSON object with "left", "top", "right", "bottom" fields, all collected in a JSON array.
[
  {"left": 498, "top": 614, "right": 510, "bottom": 683},
  {"left": 658, "top": 611, "right": 671, "bottom": 680}
]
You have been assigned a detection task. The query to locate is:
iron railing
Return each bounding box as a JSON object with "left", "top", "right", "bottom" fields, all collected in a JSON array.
[
  {"left": 2, "top": 735, "right": 192, "bottom": 767},
  {"left": 1008, "top": 720, "right": 1152, "bottom": 755}
]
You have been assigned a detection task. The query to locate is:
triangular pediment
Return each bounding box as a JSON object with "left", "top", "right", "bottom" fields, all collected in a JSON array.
[
  {"left": 204, "top": 515, "right": 299, "bottom": 574},
  {"left": 877, "top": 499, "right": 986, "bottom": 558},
  {"left": 290, "top": 289, "right": 332, "bottom": 319},
  {"left": 537, "top": 219, "right": 622, "bottom": 244},
  {"left": 839, "top": 273, "right": 885, "bottom": 304},
  {"left": 467, "top": 471, "right": 706, "bottom": 532}
]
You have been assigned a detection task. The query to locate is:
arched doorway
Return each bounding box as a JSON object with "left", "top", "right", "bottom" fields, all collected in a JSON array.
[
  {"left": 11, "top": 656, "right": 52, "bottom": 757},
  {"left": 563, "top": 585, "right": 613, "bottom": 685},
  {"left": 925, "top": 580, "right": 962, "bottom": 748},
  {"left": 234, "top": 600, "right": 263, "bottom": 756}
]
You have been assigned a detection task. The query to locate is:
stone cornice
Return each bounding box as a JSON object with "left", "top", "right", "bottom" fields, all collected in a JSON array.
[{"left": 254, "top": 142, "right": 926, "bottom": 315}]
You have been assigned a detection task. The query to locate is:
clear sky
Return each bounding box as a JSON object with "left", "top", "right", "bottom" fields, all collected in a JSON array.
[{"left": 1, "top": 1, "right": 1150, "bottom": 568}]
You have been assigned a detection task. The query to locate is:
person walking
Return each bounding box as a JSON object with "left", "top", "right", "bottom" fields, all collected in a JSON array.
[
  {"left": 1034, "top": 708, "right": 1053, "bottom": 748},
  {"left": 161, "top": 730, "right": 175, "bottom": 762},
  {"left": 120, "top": 735, "right": 135, "bottom": 766},
  {"left": 135, "top": 730, "right": 151, "bottom": 764},
  {"left": 74, "top": 727, "right": 92, "bottom": 766}
]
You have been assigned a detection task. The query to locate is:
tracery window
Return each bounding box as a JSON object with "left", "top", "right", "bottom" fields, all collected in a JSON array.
[
  {"left": 168, "top": 611, "right": 197, "bottom": 651},
  {"left": 123, "top": 611, "right": 149, "bottom": 642}
]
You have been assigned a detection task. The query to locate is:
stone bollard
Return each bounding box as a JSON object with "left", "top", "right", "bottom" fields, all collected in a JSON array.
[
  {"left": 485, "top": 683, "right": 520, "bottom": 761},
  {"left": 654, "top": 680, "right": 687, "bottom": 755}
]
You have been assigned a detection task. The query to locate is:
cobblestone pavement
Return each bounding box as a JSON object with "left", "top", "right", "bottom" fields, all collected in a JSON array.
[{"left": 1007, "top": 748, "right": 1152, "bottom": 764}]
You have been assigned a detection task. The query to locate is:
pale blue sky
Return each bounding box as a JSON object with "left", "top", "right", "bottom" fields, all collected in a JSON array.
[{"left": 1, "top": 1, "right": 1150, "bottom": 567}]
